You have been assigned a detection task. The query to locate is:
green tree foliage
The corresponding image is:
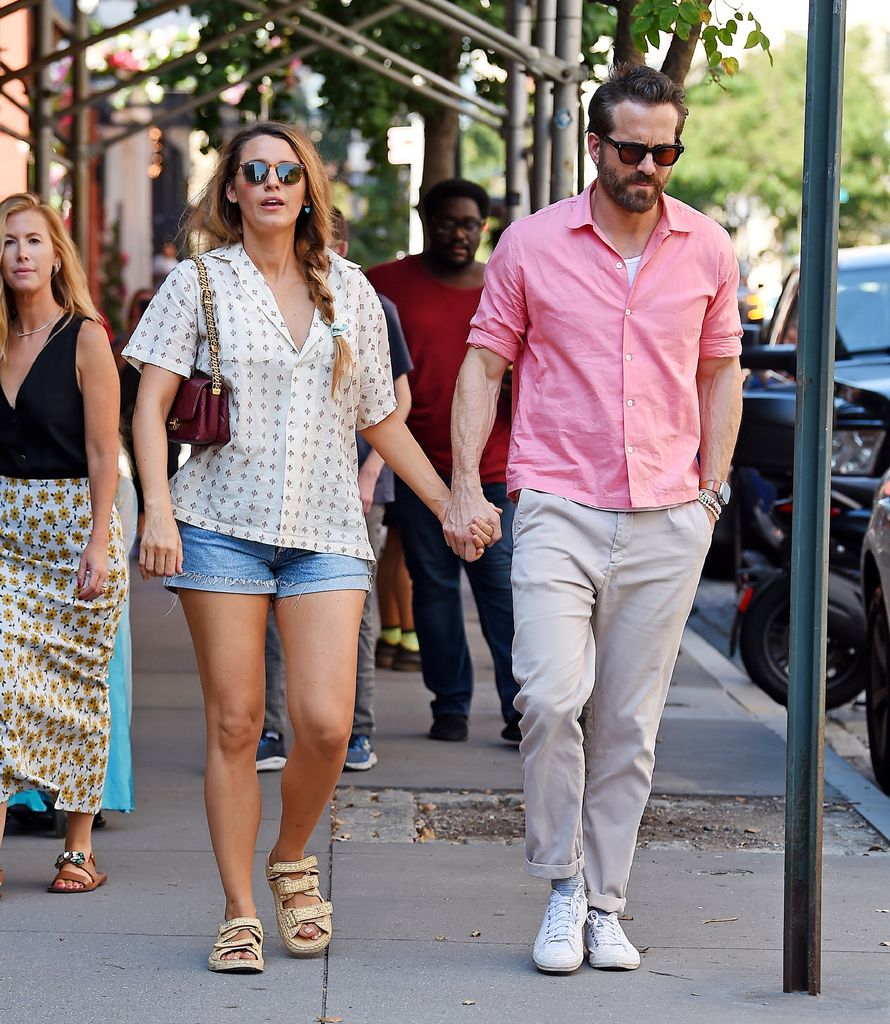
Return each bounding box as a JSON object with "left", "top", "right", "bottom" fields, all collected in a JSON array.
[{"left": 669, "top": 28, "right": 890, "bottom": 251}]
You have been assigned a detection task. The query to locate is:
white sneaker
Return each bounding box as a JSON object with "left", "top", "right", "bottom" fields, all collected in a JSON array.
[
  {"left": 585, "top": 908, "right": 641, "bottom": 970},
  {"left": 532, "top": 888, "right": 587, "bottom": 973}
]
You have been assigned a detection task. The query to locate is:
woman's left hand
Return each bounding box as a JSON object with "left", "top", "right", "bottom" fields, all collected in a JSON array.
[{"left": 77, "top": 537, "right": 110, "bottom": 601}]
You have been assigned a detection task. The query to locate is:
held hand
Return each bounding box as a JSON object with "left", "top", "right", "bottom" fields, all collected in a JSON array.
[
  {"left": 442, "top": 486, "right": 503, "bottom": 562},
  {"left": 77, "top": 538, "right": 109, "bottom": 601},
  {"left": 139, "top": 509, "right": 183, "bottom": 581}
]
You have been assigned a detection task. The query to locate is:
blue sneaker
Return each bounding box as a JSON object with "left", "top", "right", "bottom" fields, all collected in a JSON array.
[
  {"left": 256, "top": 730, "right": 287, "bottom": 772},
  {"left": 344, "top": 734, "right": 378, "bottom": 772}
]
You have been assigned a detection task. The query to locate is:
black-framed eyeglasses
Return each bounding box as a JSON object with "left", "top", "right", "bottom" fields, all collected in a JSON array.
[
  {"left": 599, "top": 134, "right": 684, "bottom": 167},
  {"left": 239, "top": 160, "right": 305, "bottom": 186},
  {"left": 431, "top": 217, "right": 486, "bottom": 236}
]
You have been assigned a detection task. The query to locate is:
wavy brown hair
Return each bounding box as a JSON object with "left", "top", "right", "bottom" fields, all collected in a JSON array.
[
  {"left": 0, "top": 192, "right": 100, "bottom": 362},
  {"left": 189, "top": 121, "right": 352, "bottom": 393}
]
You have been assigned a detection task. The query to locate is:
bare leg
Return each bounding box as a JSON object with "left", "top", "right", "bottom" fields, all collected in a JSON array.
[
  {"left": 181, "top": 590, "right": 270, "bottom": 960},
  {"left": 377, "top": 526, "right": 414, "bottom": 631},
  {"left": 271, "top": 589, "right": 366, "bottom": 939}
]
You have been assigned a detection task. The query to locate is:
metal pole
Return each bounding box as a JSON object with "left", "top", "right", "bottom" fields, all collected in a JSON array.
[
  {"left": 550, "top": 0, "right": 582, "bottom": 202},
  {"left": 32, "top": 0, "right": 53, "bottom": 197},
  {"left": 71, "top": 3, "right": 90, "bottom": 260},
  {"left": 531, "top": 0, "right": 556, "bottom": 211},
  {"left": 783, "top": 0, "right": 846, "bottom": 996},
  {"left": 505, "top": 0, "right": 532, "bottom": 223}
]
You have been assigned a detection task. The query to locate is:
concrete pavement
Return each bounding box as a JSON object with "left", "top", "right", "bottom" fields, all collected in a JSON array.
[{"left": 1, "top": 573, "right": 889, "bottom": 1024}]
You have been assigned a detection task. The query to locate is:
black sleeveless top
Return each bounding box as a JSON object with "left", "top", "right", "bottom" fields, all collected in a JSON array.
[{"left": 0, "top": 315, "right": 90, "bottom": 479}]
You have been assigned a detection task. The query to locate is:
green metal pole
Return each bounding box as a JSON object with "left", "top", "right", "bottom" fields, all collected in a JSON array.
[{"left": 784, "top": 0, "right": 846, "bottom": 995}]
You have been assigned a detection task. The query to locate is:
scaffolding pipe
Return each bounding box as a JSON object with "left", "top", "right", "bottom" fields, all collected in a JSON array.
[
  {"left": 531, "top": 0, "right": 556, "bottom": 211},
  {"left": 32, "top": 0, "right": 53, "bottom": 197},
  {"left": 236, "top": 0, "right": 506, "bottom": 119},
  {"left": 550, "top": 0, "right": 582, "bottom": 202},
  {"left": 0, "top": 0, "right": 188, "bottom": 89},
  {"left": 504, "top": 0, "right": 532, "bottom": 223},
  {"left": 70, "top": 3, "right": 90, "bottom": 259}
]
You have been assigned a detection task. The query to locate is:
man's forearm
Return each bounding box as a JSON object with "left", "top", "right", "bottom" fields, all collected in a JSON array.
[
  {"left": 697, "top": 357, "right": 744, "bottom": 481},
  {"left": 451, "top": 348, "right": 505, "bottom": 488}
]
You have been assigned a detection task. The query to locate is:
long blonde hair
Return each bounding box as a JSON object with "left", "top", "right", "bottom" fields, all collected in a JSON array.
[
  {"left": 189, "top": 121, "right": 352, "bottom": 393},
  {"left": 0, "top": 192, "right": 100, "bottom": 362}
]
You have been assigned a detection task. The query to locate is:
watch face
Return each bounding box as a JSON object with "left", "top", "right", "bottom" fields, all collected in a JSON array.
[{"left": 717, "top": 481, "right": 731, "bottom": 505}]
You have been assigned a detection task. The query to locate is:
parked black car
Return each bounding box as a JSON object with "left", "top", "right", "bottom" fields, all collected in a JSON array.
[{"left": 725, "top": 244, "right": 890, "bottom": 707}]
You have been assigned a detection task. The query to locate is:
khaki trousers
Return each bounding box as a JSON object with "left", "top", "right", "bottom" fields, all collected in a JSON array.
[{"left": 511, "top": 490, "right": 712, "bottom": 913}]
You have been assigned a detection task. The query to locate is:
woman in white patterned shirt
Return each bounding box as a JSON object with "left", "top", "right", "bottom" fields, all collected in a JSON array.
[{"left": 125, "top": 122, "right": 492, "bottom": 973}]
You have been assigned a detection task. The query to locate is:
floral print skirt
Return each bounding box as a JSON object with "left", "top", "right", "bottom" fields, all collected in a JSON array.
[{"left": 0, "top": 476, "right": 128, "bottom": 814}]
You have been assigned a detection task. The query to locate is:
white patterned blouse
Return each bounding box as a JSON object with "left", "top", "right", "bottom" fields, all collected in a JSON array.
[{"left": 123, "top": 243, "right": 396, "bottom": 559}]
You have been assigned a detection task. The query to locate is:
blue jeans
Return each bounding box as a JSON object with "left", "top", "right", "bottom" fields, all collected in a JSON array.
[{"left": 393, "top": 476, "right": 518, "bottom": 723}]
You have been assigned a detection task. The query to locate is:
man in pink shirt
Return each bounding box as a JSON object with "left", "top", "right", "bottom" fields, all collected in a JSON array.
[{"left": 444, "top": 64, "right": 743, "bottom": 975}]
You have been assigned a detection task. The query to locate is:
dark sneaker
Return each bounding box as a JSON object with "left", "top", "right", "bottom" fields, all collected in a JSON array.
[
  {"left": 256, "top": 730, "right": 287, "bottom": 772},
  {"left": 344, "top": 734, "right": 378, "bottom": 771},
  {"left": 392, "top": 644, "right": 422, "bottom": 671},
  {"left": 501, "top": 720, "right": 522, "bottom": 745},
  {"left": 375, "top": 637, "right": 398, "bottom": 669},
  {"left": 429, "top": 714, "right": 469, "bottom": 742}
]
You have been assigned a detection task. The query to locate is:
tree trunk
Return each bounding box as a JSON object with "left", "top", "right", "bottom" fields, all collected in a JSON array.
[
  {"left": 613, "top": 0, "right": 645, "bottom": 66},
  {"left": 420, "top": 104, "right": 460, "bottom": 199},
  {"left": 661, "top": 20, "right": 704, "bottom": 84}
]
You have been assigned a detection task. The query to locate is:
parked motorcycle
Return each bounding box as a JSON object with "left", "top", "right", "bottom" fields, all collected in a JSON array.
[{"left": 729, "top": 468, "right": 869, "bottom": 710}]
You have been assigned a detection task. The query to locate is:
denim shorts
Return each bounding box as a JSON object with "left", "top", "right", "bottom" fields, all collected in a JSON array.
[{"left": 165, "top": 522, "right": 373, "bottom": 597}]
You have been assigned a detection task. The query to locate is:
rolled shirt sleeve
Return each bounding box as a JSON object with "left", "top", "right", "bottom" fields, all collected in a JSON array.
[
  {"left": 699, "top": 233, "right": 744, "bottom": 359},
  {"left": 353, "top": 273, "right": 397, "bottom": 430},
  {"left": 122, "top": 261, "right": 200, "bottom": 377},
  {"left": 468, "top": 226, "right": 529, "bottom": 362}
]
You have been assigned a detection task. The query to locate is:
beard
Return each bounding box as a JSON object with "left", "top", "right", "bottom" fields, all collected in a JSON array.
[{"left": 596, "top": 155, "right": 667, "bottom": 213}]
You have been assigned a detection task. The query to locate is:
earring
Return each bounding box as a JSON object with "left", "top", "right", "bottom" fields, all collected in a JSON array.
[
  {"left": 303, "top": 204, "right": 312, "bottom": 215},
  {"left": 52, "top": 263, "right": 60, "bottom": 275}
]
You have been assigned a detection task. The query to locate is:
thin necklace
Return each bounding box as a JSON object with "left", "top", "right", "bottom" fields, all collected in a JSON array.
[{"left": 16, "top": 309, "right": 61, "bottom": 337}]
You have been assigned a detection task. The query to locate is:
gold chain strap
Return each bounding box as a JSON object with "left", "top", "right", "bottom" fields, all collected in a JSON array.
[{"left": 191, "top": 255, "right": 223, "bottom": 396}]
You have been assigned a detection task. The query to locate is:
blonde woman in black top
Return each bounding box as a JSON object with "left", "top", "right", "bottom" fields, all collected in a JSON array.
[{"left": 0, "top": 192, "right": 126, "bottom": 896}]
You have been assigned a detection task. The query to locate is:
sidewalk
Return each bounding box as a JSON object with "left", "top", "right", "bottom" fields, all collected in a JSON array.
[{"left": 1, "top": 575, "right": 889, "bottom": 1024}]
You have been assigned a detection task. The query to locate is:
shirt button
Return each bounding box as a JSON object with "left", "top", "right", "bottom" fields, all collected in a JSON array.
[
  {"left": 625, "top": 308, "right": 631, "bottom": 316},
  {"left": 627, "top": 446, "right": 634, "bottom": 454},
  {"left": 625, "top": 354, "right": 632, "bottom": 361},
  {"left": 616, "top": 261, "right": 624, "bottom": 269},
  {"left": 627, "top": 399, "right": 634, "bottom": 407}
]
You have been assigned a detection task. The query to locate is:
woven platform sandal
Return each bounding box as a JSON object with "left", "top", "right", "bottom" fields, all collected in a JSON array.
[
  {"left": 266, "top": 854, "right": 332, "bottom": 956},
  {"left": 47, "top": 851, "right": 107, "bottom": 893},
  {"left": 208, "top": 917, "right": 265, "bottom": 974}
]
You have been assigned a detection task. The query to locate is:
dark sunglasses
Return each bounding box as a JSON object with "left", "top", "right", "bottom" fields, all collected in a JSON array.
[
  {"left": 599, "top": 134, "right": 684, "bottom": 167},
  {"left": 239, "top": 160, "right": 305, "bottom": 186}
]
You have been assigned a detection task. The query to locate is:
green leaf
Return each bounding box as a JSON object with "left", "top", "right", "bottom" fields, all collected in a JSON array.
[
  {"left": 717, "top": 27, "right": 732, "bottom": 46},
  {"left": 760, "top": 33, "right": 772, "bottom": 50},
  {"left": 701, "top": 24, "right": 718, "bottom": 43},
  {"left": 678, "top": 1, "right": 701, "bottom": 26},
  {"left": 744, "top": 30, "right": 761, "bottom": 49},
  {"left": 708, "top": 47, "right": 723, "bottom": 68},
  {"left": 726, "top": 18, "right": 738, "bottom": 36},
  {"left": 659, "top": 8, "right": 676, "bottom": 32},
  {"left": 647, "top": 26, "right": 662, "bottom": 48},
  {"left": 675, "top": 20, "right": 691, "bottom": 41}
]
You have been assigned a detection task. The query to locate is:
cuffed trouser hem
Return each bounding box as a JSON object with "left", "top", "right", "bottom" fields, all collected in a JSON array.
[
  {"left": 586, "top": 890, "right": 626, "bottom": 914},
  {"left": 526, "top": 856, "right": 584, "bottom": 880}
]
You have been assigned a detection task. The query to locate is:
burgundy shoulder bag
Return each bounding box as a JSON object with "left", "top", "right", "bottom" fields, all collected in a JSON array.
[{"left": 166, "top": 254, "right": 230, "bottom": 445}]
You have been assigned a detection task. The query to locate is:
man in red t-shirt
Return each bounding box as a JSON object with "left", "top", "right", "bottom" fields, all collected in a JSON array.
[{"left": 367, "top": 179, "right": 518, "bottom": 744}]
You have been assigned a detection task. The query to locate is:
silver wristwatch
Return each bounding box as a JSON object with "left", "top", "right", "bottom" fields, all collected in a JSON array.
[{"left": 700, "top": 479, "right": 731, "bottom": 507}]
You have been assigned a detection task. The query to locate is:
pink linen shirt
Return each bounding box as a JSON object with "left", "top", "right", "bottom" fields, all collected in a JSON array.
[{"left": 467, "top": 184, "right": 742, "bottom": 509}]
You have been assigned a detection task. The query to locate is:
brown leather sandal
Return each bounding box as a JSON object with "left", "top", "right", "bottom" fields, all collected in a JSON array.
[{"left": 47, "top": 851, "right": 107, "bottom": 893}]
